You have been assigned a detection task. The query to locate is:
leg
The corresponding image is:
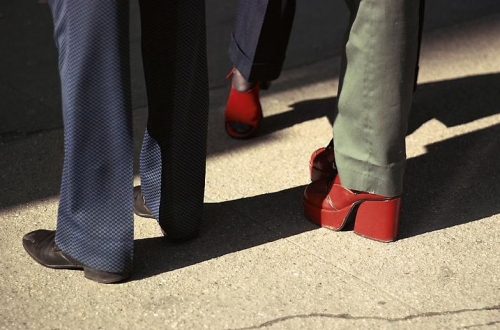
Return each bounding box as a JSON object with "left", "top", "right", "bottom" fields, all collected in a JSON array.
[
  {"left": 312, "top": 0, "right": 424, "bottom": 180},
  {"left": 54, "top": 0, "right": 133, "bottom": 274},
  {"left": 138, "top": 0, "right": 209, "bottom": 241},
  {"left": 24, "top": 0, "right": 134, "bottom": 280},
  {"left": 302, "top": 0, "right": 421, "bottom": 242},
  {"left": 229, "top": 0, "right": 296, "bottom": 82},
  {"left": 334, "top": 0, "right": 421, "bottom": 197},
  {"left": 225, "top": 0, "right": 295, "bottom": 138}
]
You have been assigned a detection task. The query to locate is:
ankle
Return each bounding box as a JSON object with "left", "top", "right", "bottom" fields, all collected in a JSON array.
[{"left": 232, "top": 69, "right": 256, "bottom": 92}]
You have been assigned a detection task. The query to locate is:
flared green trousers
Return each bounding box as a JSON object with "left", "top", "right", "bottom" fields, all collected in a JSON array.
[{"left": 333, "top": 0, "right": 421, "bottom": 197}]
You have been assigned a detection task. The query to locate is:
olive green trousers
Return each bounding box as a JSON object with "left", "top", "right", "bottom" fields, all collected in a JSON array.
[{"left": 333, "top": 0, "right": 421, "bottom": 197}]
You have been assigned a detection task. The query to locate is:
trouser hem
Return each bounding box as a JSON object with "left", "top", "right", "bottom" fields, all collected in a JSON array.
[
  {"left": 229, "top": 34, "right": 285, "bottom": 82},
  {"left": 55, "top": 231, "right": 133, "bottom": 274},
  {"left": 335, "top": 150, "right": 406, "bottom": 197}
]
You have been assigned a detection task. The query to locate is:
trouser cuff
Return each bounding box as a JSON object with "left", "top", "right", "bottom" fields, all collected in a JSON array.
[
  {"left": 335, "top": 150, "right": 406, "bottom": 197},
  {"left": 229, "top": 34, "right": 285, "bottom": 82}
]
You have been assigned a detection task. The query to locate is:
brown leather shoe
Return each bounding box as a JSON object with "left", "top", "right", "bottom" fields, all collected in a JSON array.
[
  {"left": 133, "top": 186, "right": 155, "bottom": 219},
  {"left": 22, "top": 230, "right": 129, "bottom": 284}
]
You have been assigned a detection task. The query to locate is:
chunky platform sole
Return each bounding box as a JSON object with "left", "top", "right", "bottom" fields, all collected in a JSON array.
[{"left": 302, "top": 196, "right": 401, "bottom": 242}]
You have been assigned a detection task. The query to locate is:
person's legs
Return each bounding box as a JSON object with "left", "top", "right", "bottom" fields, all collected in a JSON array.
[
  {"left": 311, "top": 0, "right": 425, "bottom": 181},
  {"left": 23, "top": 0, "right": 134, "bottom": 281},
  {"left": 138, "top": 0, "right": 209, "bottom": 241},
  {"left": 225, "top": 0, "right": 296, "bottom": 138},
  {"left": 229, "top": 0, "right": 296, "bottom": 83},
  {"left": 333, "top": 0, "right": 420, "bottom": 197},
  {"left": 303, "top": 0, "right": 420, "bottom": 242}
]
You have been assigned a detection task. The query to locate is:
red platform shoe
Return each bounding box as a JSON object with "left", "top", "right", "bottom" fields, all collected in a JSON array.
[
  {"left": 302, "top": 175, "right": 401, "bottom": 242},
  {"left": 309, "top": 139, "right": 336, "bottom": 181},
  {"left": 225, "top": 69, "right": 263, "bottom": 139}
]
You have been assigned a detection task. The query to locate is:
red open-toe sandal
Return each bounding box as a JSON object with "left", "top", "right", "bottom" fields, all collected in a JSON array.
[{"left": 224, "top": 69, "right": 263, "bottom": 139}]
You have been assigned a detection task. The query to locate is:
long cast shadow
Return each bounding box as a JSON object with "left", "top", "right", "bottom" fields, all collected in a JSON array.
[
  {"left": 132, "top": 184, "right": 313, "bottom": 281},
  {"left": 133, "top": 121, "right": 500, "bottom": 280},
  {"left": 255, "top": 73, "right": 500, "bottom": 138},
  {"left": 401, "top": 123, "right": 500, "bottom": 238}
]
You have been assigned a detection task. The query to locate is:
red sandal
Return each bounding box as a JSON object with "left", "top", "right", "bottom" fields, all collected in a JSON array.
[
  {"left": 302, "top": 174, "right": 401, "bottom": 242},
  {"left": 225, "top": 69, "right": 263, "bottom": 139}
]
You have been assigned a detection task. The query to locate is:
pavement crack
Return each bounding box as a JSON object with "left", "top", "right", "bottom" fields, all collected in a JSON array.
[
  {"left": 230, "top": 305, "right": 500, "bottom": 330},
  {"left": 0, "top": 127, "right": 62, "bottom": 142},
  {"left": 458, "top": 320, "right": 500, "bottom": 329}
]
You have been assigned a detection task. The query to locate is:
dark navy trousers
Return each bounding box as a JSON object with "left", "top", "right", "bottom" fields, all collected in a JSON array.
[
  {"left": 229, "top": 0, "right": 296, "bottom": 82},
  {"left": 229, "top": 0, "right": 425, "bottom": 87},
  {"left": 48, "top": 0, "right": 209, "bottom": 274}
]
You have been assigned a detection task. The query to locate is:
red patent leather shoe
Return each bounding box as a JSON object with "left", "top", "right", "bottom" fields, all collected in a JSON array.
[
  {"left": 225, "top": 69, "right": 263, "bottom": 139},
  {"left": 309, "top": 139, "right": 336, "bottom": 181},
  {"left": 302, "top": 175, "right": 401, "bottom": 242}
]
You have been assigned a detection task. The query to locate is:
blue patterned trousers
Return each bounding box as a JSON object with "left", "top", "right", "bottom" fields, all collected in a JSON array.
[{"left": 48, "top": 0, "right": 209, "bottom": 274}]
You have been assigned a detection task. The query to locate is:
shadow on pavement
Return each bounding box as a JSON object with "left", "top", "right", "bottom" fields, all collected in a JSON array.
[
  {"left": 255, "top": 73, "right": 500, "bottom": 138},
  {"left": 132, "top": 185, "right": 314, "bottom": 281},
  {"left": 132, "top": 88, "right": 500, "bottom": 279},
  {"left": 400, "top": 123, "right": 500, "bottom": 239}
]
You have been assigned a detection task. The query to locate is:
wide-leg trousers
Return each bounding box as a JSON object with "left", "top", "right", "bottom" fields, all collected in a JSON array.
[
  {"left": 48, "top": 0, "right": 209, "bottom": 274},
  {"left": 334, "top": 0, "right": 420, "bottom": 197},
  {"left": 229, "top": 0, "right": 425, "bottom": 87},
  {"left": 229, "top": 0, "right": 296, "bottom": 82}
]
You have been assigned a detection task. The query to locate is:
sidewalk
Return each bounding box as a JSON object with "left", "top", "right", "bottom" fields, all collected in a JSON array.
[{"left": 1, "top": 2, "right": 500, "bottom": 330}]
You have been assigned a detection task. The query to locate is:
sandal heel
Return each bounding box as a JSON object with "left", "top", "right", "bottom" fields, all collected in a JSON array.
[{"left": 353, "top": 197, "right": 401, "bottom": 242}]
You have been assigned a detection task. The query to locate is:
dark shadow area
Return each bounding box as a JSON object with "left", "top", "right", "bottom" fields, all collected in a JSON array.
[
  {"left": 257, "top": 96, "right": 337, "bottom": 137},
  {"left": 132, "top": 184, "right": 314, "bottom": 281},
  {"left": 400, "top": 123, "right": 500, "bottom": 238},
  {"left": 408, "top": 74, "right": 500, "bottom": 134},
  {"left": 132, "top": 120, "right": 500, "bottom": 280},
  {"left": 273, "top": 73, "right": 500, "bottom": 136}
]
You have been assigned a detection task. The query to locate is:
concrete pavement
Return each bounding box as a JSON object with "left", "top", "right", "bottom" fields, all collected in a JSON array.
[{"left": 1, "top": 1, "right": 500, "bottom": 329}]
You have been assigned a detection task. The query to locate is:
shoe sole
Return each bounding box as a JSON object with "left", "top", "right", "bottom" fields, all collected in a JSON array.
[
  {"left": 225, "top": 122, "right": 259, "bottom": 139},
  {"left": 302, "top": 197, "right": 397, "bottom": 243}
]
